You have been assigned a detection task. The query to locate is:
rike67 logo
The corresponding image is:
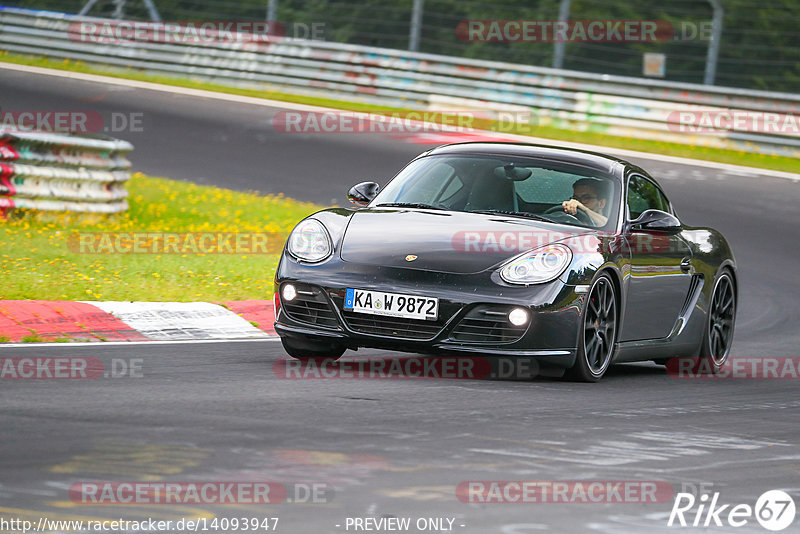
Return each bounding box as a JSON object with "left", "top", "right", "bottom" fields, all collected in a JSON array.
[{"left": 668, "top": 490, "right": 796, "bottom": 531}]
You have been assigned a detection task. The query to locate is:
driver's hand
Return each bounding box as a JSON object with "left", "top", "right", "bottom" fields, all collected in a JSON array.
[{"left": 562, "top": 199, "right": 584, "bottom": 215}]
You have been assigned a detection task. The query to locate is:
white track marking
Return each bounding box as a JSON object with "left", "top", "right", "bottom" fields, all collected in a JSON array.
[
  {"left": 87, "top": 301, "right": 271, "bottom": 340},
  {"left": 0, "top": 338, "right": 281, "bottom": 349}
]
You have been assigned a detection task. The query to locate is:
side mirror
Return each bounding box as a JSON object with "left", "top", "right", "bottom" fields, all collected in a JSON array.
[
  {"left": 347, "top": 181, "right": 380, "bottom": 207},
  {"left": 630, "top": 209, "right": 682, "bottom": 234}
]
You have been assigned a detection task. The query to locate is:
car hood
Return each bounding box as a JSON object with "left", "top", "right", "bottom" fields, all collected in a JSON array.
[{"left": 339, "top": 208, "right": 594, "bottom": 274}]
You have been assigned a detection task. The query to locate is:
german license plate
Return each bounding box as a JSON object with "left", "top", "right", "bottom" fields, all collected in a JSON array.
[{"left": 344, "top": 288, "right": 438, "bottom": 321}]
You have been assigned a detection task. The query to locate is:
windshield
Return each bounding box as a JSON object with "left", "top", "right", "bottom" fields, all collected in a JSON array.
[{"left": 371, "top": 154, "right": 621, "bottom": 229}]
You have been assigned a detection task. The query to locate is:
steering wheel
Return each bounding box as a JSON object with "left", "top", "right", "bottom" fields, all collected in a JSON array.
[{"left": 544, "top": 205, "right": 596, "bottom": 226}]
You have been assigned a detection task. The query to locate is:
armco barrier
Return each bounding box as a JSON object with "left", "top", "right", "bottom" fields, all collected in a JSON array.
[
  {"left": 0, "top": 130, "right": 133, "bottom": 213},
  {"left": 0, "top": 7, "right": 798, "bottom": 157}
]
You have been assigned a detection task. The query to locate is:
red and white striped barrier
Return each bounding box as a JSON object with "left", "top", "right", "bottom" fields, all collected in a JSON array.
[
  {"left": 0, "top": 130, "right": 133, "bottom": 214},
  {"left": 0, "top": 300, "right": 276, "bottom": 342}
]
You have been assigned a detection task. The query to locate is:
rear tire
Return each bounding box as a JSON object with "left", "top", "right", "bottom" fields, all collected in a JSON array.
[
  {"left": 693, "top": 270, "right": 736, "bottom": 374},
  {"left": 281, "top": 337, "right": 346, "bottom": 361},
  {"left": 565, "top": 273, "right": 618, "bottom": 382}
]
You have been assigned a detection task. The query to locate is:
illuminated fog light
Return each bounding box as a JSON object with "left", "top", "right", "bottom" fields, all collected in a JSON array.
[
  {"left": 282, "top": 284, "right": 297, "bottom": 302},
  {"left": 508, "top": 307, "right": 530, "bottom": 326}
]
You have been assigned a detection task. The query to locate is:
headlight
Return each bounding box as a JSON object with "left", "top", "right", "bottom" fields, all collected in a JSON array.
[
  {"left": 287, "top": 219, "right": 333, "bottom": 262},
  {"left": 499, "top": 244, "right": 572, "bottom": 285}
]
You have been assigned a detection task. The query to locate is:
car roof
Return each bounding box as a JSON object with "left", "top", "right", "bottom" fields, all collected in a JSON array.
[{"left": 423, "top": 142, "right": 631, "bottom": 176}]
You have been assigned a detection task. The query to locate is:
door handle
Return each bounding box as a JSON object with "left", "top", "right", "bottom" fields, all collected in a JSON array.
[{"left": 680, "top": 257, "right": 692, "bottom": 273}]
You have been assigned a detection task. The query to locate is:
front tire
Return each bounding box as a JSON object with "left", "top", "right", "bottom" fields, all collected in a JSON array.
[
  {"left": 566, "top": 273, "right": 618, "bottom": 382},
  {"left": 281, "top": 336, "right": 346, "bottom": 361}
]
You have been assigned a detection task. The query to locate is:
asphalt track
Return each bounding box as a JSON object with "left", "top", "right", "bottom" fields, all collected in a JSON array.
[{"left": 1, "top": 67, "right": 800, "bottom": 533}]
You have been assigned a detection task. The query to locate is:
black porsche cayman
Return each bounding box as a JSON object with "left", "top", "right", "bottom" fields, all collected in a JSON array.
[{"left": 273, "top": 142, "right": 737, "bottom": 381}]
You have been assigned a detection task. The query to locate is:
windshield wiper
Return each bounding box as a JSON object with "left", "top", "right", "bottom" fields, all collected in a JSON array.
[
  {"left": 469, "top": 209, "right": 552, "bottom": 222},
  {"left": 375, "top": 202, "right": 445, "bottom": 210}
]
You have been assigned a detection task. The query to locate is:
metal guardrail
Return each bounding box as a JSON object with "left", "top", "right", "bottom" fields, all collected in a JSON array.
[
  {"left": 1, "top": 7, "right": 798, "bottom": 158},
  {"left": 0, "top": 130, "right": 133, "bottom": 213}
]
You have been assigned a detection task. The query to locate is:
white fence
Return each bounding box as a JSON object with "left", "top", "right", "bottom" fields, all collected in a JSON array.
[{"left": 1, "top": 7, "right": 798, "bottom": 158}]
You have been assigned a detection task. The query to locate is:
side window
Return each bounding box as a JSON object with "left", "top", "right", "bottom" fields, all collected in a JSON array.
[{"left": 627, "top": 175, "right": 670, "bottom": 219}]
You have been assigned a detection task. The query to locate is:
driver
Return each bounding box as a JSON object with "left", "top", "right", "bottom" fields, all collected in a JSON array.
[{"left": 561, "top": 178, "right": 609, "bottom": 226}]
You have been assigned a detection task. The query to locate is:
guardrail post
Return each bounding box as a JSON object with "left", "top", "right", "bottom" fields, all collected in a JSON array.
[
  {"left": 112, "top": 0, "right": 125, "bottom": 19},
  {"left": 143, "top": 0, "right": 161, "bottom": 22},
  {"left": 79, "top": 0, "right": 161, "bottom": 21},
  {"left": 704, "top": 0, "right": 724, "bottom": 85},
  {"left": 552, "top": 0, "right": 572, "bottom": 69},
  {"left": 409, "top": 0, "right": 424, "bottom": 52},
  {"left": 78, "top": 0, "right": 99, "bottom": 16}
]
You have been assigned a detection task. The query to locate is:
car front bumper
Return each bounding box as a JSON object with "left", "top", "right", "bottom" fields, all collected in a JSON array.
[{"left": 274, "top": 255, "right": 585, "bottom": 368}]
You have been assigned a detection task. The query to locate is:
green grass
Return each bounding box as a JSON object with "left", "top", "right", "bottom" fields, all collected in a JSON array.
[
  {"left": 1, "top": 52, "right": 797, "bottom": 174},
  {"left": 0, "top": 174, "right": 322, "bottom": 301}
]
